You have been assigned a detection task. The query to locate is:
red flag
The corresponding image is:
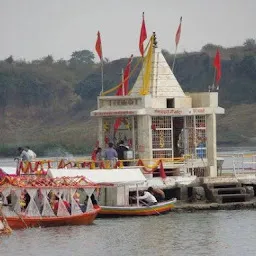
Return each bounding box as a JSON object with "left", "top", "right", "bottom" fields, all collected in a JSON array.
[
  {"left": 139, "top": 12, "right": 147, "bottom": 56},
  {"left": 116, "top": 55, "right": 133, "bottom": 96},
  {"left": 159, "top": 160, "right": 167, "bottom": 180},
  {"left": 213, "top": 49, "right": 221, "bottom": 84},
  {"left": 95, "top": 31, "right": 103, "bottom": 60},
  {"left": 114, "top": 118, "right": 122, "bottom": 133},
  {"left": 175, "top": 16, "right": 182, "bottom": 47}
]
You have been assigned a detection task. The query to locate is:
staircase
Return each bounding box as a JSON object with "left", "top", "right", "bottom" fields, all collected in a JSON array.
[{"left": 203, "top": 178, "right": 253, "bottom": 204}]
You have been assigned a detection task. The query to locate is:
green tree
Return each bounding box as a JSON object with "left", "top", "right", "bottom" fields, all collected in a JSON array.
[
  {"left": 69, "top": 50, "right": 95, "bottom": 66},
  {"left": 41, "top": 55, "right": 54, "bottom": 65},
  {"left": 243, "top": 38, "right": 256, "bottom": 50},
  {"left": 4, "top": 55, "right": 14, "bottom": 64}
]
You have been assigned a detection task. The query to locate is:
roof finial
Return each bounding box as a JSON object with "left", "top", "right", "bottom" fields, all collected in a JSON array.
[{"left": 153, "top": 32, "right": 158, "bottom": 48}]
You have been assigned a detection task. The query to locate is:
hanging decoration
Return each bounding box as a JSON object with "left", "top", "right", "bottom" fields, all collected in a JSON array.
[
  {"left": 103, "top": 121, "right": 110, "bottom": 132},
  {"left": 159, "top": 130, "right": 165, "bottom": 148}
]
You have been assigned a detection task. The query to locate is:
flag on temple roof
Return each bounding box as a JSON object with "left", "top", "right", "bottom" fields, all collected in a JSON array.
[
  {"left": 95, "top": 31, "right": 103, "bottom": 60},
  {"left": 116, "top": 55, "right": 133, "bottom": 96},
  {"left": 213, "top": 49, "right": 221, "bottom": 84},
  {"left": 139, "top": 12, "right": 147, "bottom": 56},
  {"left": 175, "top": 16, "right": 182, "bottom": 47}
]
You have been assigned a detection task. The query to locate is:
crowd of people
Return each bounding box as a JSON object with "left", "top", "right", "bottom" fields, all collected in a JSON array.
[{"left": 92, "top": 140, "right": 130, "bottom": 166}]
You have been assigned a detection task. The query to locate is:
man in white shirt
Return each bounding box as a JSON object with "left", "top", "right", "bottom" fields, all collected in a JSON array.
[
  {"left": 25, "top": 146, "right": 37, "bottom": 160},
  {"left": 17, "top": 147, "right": 30, "bottom": 161},
  {"left": 137, "top": 187, "right": 158, "bottom": 206}
]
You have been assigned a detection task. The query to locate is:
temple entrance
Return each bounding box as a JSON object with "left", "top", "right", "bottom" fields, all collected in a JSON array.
[
  {"left": 102, "top": 116, "right": 138, "bottom": 154},
  {"left": 173, "top": 117, "right": 184, "bottom": 157}
]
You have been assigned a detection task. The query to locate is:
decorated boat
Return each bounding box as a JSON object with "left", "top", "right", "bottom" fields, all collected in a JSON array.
[
  {"left": 47, "top": 168, "right": 177, "bottom": 217},
  {"left": 0, "top": 175, "right": 101, "bottom": 229},
  {"left": 99, "top": 199, "right": 176, "bottom": 217}
]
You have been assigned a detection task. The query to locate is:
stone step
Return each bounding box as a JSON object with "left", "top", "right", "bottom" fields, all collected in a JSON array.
[
  {"left": 211, "top": 187, "right": 246, "bottom": 195},
  {"left": 215, "top": 194, "right": 249, "bottom": 204},
  {"left": 206, "top": 182, "right": 241, "bottom": 189}
]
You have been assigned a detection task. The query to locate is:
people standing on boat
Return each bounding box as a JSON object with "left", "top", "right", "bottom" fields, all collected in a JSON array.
[
  {"left": 148, "top": 187, "right": 165, "bottom": 202},
  {"left": 104, "top": 142, "right": 118, "bottom": 167},
  {"left": 25, "top": 146, "right": 37, "bottom": 160},
  {"left": 137, "top": 187, "right": 158, "bottom": 206},
  {"left": 116, "top": 140, "right": 129, "bottom": 166}
]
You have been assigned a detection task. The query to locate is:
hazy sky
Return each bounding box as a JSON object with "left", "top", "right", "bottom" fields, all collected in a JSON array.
[{"left": 0, "top": 0, "right": 255, "bottom": 61}]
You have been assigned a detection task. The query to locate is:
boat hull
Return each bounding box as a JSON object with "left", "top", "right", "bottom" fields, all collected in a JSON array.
[
  {"left": 99, "top": 199, "right": 176, "bottom": 217},
  {"left": 0, "top": 208, "right": 101, "bottom": 229}
]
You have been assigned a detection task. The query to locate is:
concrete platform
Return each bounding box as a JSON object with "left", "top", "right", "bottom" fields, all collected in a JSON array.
[{"left": 172, "top": 199, "right": 256, "bottom": 212}]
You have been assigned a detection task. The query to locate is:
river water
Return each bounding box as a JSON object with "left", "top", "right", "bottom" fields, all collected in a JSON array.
[
  {"left": 1, "top": 149, "right": 256, "bottom": 256},
  {"left": 0, "top": 211, "right": 256, "bottom": 256}
]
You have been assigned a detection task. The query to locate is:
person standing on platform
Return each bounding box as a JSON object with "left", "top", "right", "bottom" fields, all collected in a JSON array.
[
  {"left": 116, "top": 140, "right": 129, "bottom": 166},
  {"left": 104, "top": 142, "right": 118, "bottom": 168}
]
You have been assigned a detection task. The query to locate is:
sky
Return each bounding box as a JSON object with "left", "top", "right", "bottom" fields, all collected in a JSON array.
[{"left": 0, "top": 0, "right": 255, "bottom": 61}]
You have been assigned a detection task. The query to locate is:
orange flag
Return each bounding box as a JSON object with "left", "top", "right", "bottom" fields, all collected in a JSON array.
[
  {"left": 95, "top": 31, "right": 103, "bottom": 60},
  {"left": 116, "top": 55, "right": 133, "bottom": 96},
  {"left": 139, "top": 12, "right": 147, "bottom": 56},
  {"left": 175, "top": 17, "right": 182, "bottom": 47},
  {"left": 213, "top": 49, "right": 221, "bottom": 84}
]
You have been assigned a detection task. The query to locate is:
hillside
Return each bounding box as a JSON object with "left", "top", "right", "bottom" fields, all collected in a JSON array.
[{"left": 0, "top": 40, "right": 256, "bottom": 156}]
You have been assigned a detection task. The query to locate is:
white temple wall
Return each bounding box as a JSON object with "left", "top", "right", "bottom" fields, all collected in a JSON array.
[
  {"left": 174, "top": 97, "right": 192, "bottom": 108},
  {"left": 187, "top": 92, "right": 219, "bottom": 108}
]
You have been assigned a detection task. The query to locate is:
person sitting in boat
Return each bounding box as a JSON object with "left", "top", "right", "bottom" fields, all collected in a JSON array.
[
  {"left": 137, "top": 187, "right": 158, "bottom": 206},
  {"left": 20, "top": 190, "right": 30, "bottom": 212},
  {"left": 148, "top": 187, "right": 165, "bottom": 202},
  {"left": 52, "top": 195, "right": 71, "bottom": 215},
  {"left": 16, "top": 147, "right": 30, "bottom": 161},
  {"left": 81, "top": 194, "right": 99, "bottom": 212}
]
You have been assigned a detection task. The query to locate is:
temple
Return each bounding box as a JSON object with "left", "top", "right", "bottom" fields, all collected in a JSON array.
[{"left": 91, "top": 33, "right": 224, "bottom": 177}]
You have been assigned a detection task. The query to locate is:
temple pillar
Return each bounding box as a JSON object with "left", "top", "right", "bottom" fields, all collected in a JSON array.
[
  {"left": 206, "top": 113, "right": 217, "bottom": 177},
  {"left": 137, "top": 115, "right": 152, "bottom": 160}
]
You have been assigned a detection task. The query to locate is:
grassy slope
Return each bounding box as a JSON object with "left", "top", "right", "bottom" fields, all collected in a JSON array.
[
  {"left": 217, "top": 104, "right": 256, "bottom": 145},
  {"left": 1, "top": 103, "right": 255, "bottom": 157}
]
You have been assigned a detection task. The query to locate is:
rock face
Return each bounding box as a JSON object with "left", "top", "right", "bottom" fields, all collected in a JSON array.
[
  {"left": 245, "top": 186, "right": 255, "bottom": 197},
  {"left": 192, "top": 186, "right": 206, "bottom": 201}
]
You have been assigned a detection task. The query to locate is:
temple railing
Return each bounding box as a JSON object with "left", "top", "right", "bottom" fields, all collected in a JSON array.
[{"left": 15, "top": 157, "right": 187, "bottom": 176}]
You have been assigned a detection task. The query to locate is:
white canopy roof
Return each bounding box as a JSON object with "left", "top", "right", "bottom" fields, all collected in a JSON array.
[{"left": 47, "top": 168, "right": 146, "bottom": 185}]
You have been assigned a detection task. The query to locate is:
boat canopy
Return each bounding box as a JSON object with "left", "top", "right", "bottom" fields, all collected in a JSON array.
[{"left": 47, "top": 168, "right": 147, "bottom": 185}]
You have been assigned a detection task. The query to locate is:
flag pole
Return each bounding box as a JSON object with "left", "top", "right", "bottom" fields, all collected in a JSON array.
[
  {"left": 141, "top": 12, "right": 145, "bottom": 94},
  {"left": 101, "top": 60, "right": 104, "bottom": 95},
  {"left": 172, "top": 16, "right": 182, "bottom": 73},
  {"left": 211, "top": 68, "right": 216, "bottom": 92},
  {"left": 121, "top": 68, "right": 124, "bottom": 96},
  {"left": 172, "top": 46, "right": 178, "bottom": 71}
]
